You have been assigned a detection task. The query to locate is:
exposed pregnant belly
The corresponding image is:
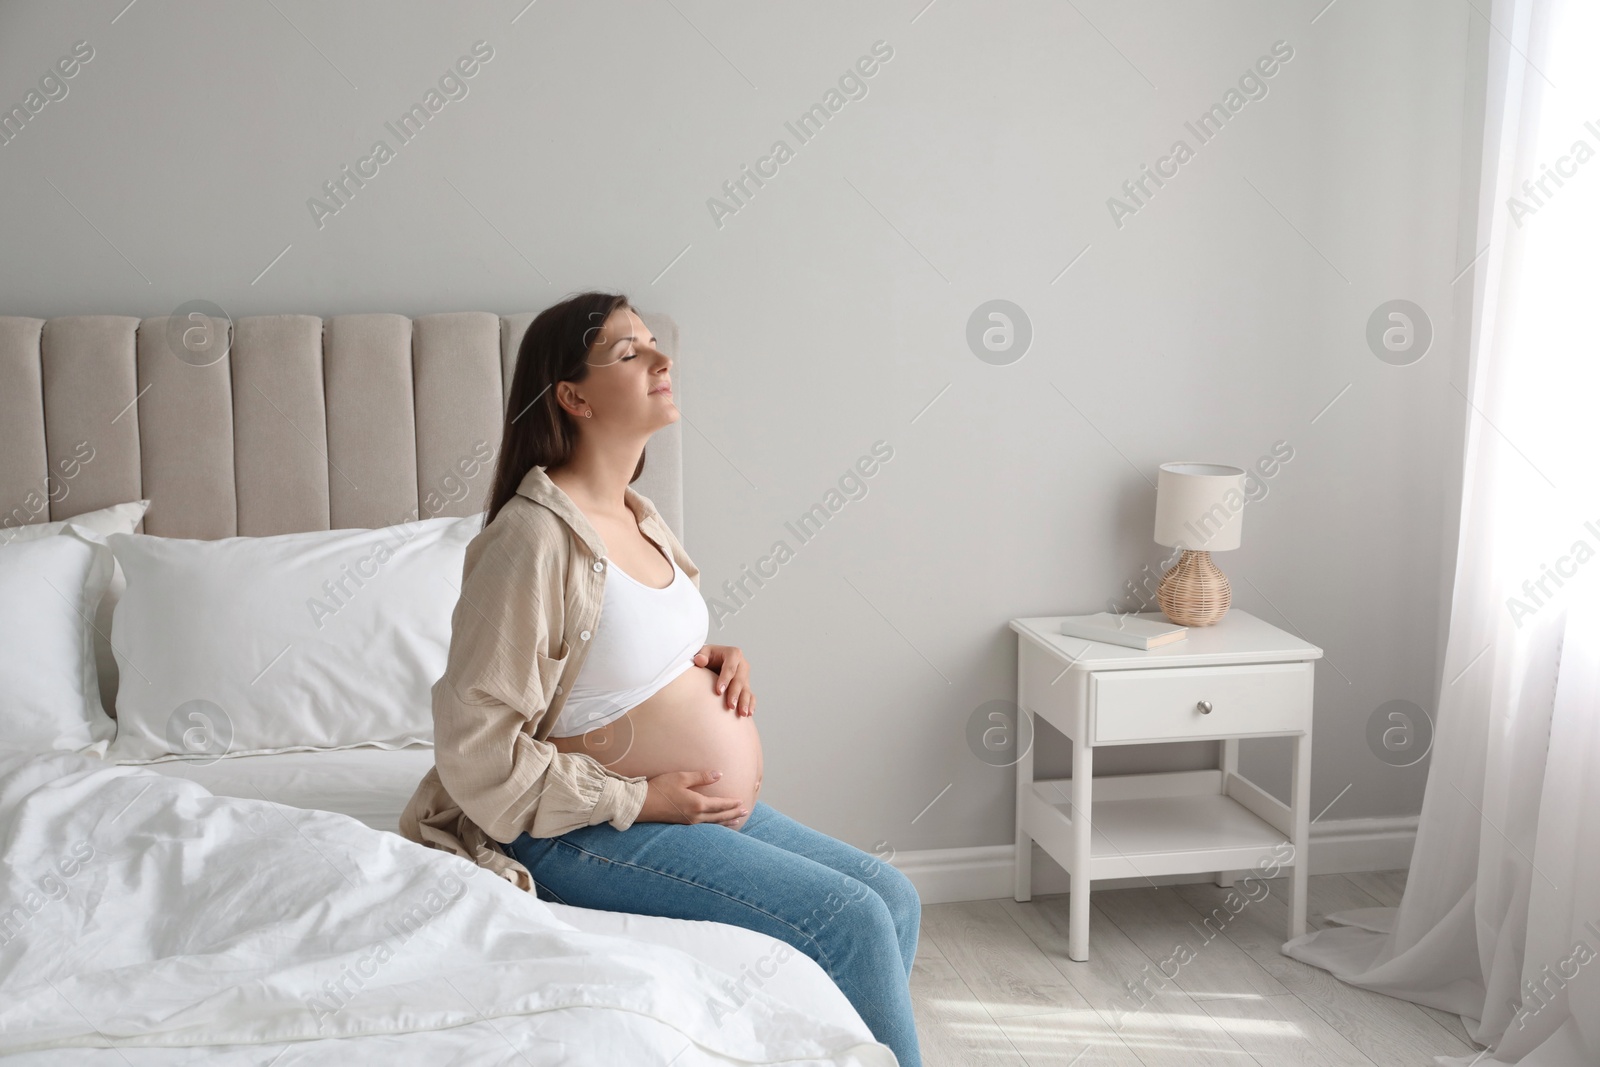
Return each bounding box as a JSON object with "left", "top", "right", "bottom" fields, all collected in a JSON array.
[{"left": 548, "top": 665, "right": 764, "bottom": 830}]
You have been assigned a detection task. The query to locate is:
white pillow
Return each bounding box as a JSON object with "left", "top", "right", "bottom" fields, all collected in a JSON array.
[
  {"left": 0, "top": 499, "right": 150, "bottom": 546},
  {"left": 0, "top": 526, "right": 117, "bottom": 753},
  {"left": 0, "top": 500, "right": 151, "bottom": 719},
  {"left": 104, "top": 514, "right": 481, "bottom": 763}
]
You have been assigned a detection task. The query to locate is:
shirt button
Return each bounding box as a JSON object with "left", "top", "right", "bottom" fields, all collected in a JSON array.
[
  {"left": 580, "top": 630, "right": 591, "bottom": 641},
  {"left": 593, "top": 561, "right": 604, "bottom": 572}
]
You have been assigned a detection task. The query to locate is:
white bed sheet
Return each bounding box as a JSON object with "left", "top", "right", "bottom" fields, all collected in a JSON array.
[
  {"left": 141, "top": 746, "right": 437, "bottom": 835},
  {"left": 136, "top": 747, "right": 869, "bottom": 1037},
  {"left": 0, "top": 751, "right": 893, "bottom": 1066}
]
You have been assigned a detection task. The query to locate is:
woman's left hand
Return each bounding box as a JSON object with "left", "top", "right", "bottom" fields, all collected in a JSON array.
[{"left": 693, "top": 645, "right": 754, "bottom": 717}]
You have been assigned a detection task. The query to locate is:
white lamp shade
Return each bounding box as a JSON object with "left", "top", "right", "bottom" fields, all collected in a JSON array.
[{"left": 1153, "top": 462, "right": 1247, "bottom": 551}]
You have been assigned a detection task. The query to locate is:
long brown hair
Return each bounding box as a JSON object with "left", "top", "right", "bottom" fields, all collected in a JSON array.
[{"left": 483, "top": 291, "right": 646, "bottom": 528}]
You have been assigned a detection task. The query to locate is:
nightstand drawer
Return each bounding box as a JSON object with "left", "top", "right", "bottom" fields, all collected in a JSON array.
[{"left": 1091, "top": 662, "right": 1312, "bottom": 743}]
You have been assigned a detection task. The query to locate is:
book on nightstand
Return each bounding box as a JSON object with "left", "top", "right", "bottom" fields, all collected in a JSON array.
[{"left": 1057, "top": 612, "right": 1189, "bottom": 650}]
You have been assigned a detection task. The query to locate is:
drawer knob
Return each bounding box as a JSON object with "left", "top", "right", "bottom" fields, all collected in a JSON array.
[{"left": 1196, "top": 700, "right": 1214, "bottom": 715}]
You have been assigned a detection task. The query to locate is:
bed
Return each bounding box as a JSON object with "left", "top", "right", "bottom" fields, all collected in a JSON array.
[{"left": 0, "top": 311, "right": 893, "bottom": 1065}]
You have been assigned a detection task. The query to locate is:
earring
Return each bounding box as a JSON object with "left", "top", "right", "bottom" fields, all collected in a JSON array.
[{"left": 584, "top": 409, "right": 593, "bottom": 418}]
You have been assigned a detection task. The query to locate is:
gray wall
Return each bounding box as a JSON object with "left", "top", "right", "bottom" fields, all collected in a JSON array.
[{"left": 0, "top": 1, "right": 1478, "bottom": 854}]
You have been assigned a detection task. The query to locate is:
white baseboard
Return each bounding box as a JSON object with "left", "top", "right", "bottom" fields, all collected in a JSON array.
[
  {"left": 1301, "top": 815, "right": 1418, "bottom": 876},
  {"left": 893, "top": 815, "right": 1419, "bottom": 905}
]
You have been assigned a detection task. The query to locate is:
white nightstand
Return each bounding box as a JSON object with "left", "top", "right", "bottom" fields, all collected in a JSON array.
[{"left": 1009, "top": 610, "right": 1322, "bottom": 961}]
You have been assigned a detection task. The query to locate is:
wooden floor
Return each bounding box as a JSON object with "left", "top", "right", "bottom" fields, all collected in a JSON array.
[{"left": 910, "top": 870, "right": 1485, "bottom": 1066}]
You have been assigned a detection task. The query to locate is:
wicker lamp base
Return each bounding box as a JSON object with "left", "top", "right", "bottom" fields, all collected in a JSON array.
[{"left": 1156, "top": 549, "right": 1232, "bottom": 627}]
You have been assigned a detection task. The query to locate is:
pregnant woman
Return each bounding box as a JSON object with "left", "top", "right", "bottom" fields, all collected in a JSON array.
[{"left": 400, "top": 291, "right": 922, "bottom": 1066}]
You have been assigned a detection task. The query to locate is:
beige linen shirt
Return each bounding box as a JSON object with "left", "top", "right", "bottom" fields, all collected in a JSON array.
[{"left": 398, "top": 464, "right": 701, "bottom": 891}]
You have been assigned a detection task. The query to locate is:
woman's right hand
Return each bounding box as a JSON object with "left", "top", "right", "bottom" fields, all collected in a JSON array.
[{"left": 637, "top": 770, "right": 747, "bottom": 825}]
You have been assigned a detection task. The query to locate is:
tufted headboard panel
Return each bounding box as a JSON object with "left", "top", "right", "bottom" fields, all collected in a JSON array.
[{"left": 0, "top": 310, "right": 684, "bottom": 542}]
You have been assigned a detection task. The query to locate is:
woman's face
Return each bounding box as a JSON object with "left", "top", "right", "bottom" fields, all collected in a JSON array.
[{"left": 564, "top": 305, "right": 676, "bottom": 433}]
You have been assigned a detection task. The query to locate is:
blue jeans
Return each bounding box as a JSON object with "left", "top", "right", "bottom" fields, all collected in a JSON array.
[{"left": 501, "top": 800, "right": 923, "bottom": 1067}]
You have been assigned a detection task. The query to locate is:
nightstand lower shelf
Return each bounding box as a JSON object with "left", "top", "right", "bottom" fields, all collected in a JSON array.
[
  {"left": 1016, "top": 769, "right": 1306, "bottom": 961},
  {"left": 1023, "top": 776, "right": 1291, "bottom": 880}
]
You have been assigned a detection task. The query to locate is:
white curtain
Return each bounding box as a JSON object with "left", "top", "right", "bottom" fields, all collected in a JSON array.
[{"left": 1281, "top": 1, "right": 1600, "bottom": 1064}]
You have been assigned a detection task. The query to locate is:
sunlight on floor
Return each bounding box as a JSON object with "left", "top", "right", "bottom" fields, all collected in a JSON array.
[
  {"left": 911, "top": 875, "right": 1479, "bottom": 1065},
  {"left": 1109, "top": 1012, "right": 1302, "bottom": 1040}
]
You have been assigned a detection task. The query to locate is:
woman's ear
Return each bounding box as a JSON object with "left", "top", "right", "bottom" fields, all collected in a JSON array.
[{"left": 553, "top": 382, "right": 582, "bottom": 418}]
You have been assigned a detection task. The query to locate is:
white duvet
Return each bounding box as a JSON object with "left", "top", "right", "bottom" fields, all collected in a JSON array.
[{"left": 0, "top": 752, "right": 896, "bottom": 1065}]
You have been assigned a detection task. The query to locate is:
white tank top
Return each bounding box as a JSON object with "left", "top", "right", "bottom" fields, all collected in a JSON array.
[{"left": 549, "top": 548, "right": 709, "bottom": 738}]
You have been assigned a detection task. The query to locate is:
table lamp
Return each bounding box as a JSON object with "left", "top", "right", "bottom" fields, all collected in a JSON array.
[{"left": 1153, "top": 462, "right": 1247, "bottom": 626}]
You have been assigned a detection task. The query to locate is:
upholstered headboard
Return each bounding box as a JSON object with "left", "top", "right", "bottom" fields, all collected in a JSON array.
[{"left": 0, "top": 311, "right": 684, "bottom": 541}]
